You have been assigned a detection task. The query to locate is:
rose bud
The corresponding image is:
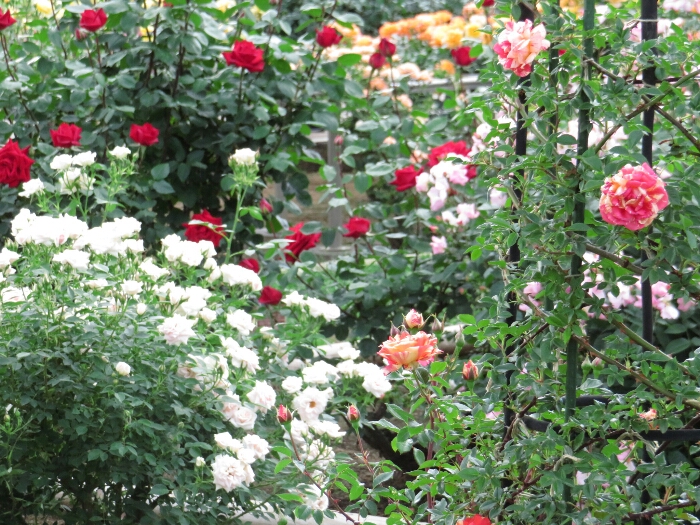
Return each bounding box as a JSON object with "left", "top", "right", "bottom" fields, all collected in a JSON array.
[
  {"left": 369, "top": 52, "right": 386, "bottom": 70},
  {"left": 347, "top": 405, "right": 360, "bottom": 422},
  {"left": 482, "top": 0, "right": 495, "bottom": 6},
  {"left": 404, "top": 309, "right": 424, "bottom": 329},
  {"left": 378, "top": 37, "right": 396, "bottom": 58},
  {"left": 277, "top": 404, "right": 292, "bottom": 424},
  {"left": 389, "top": 323, "right": 400, "bottom": 337},
  {"left": 462, "top": 360, "right": 479, "bottom": 381},
  {"left": 259, "top": 198, "right": 273, "bottom": 214},
  {"left": 431, "top": 318, "right": 444, "bottom": 333}
]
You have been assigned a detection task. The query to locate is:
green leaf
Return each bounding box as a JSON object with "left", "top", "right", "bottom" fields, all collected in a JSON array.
[
  {"left": 153, "top": 180, "right": 175, "bottom": 194},
  {"left": 151, "top": 163, "right": 170, "bottom": 180},
  {"left": 338, "top": 54, "right": 362, "bottom": 67}
]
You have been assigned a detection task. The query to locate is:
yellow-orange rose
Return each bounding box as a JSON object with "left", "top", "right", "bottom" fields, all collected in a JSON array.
[{"left": 378, "top": 331, "right": 441, "bottom": 372}]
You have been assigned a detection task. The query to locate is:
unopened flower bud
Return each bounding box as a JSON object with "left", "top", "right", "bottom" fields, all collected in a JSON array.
[
  {"left": 277, "top": 404, "right": 292, "bottom": 425},
  {"left": 462, "top": 360, "right": 479, "bottom": 381},
  {"left": 347, "top": 405, "right": 360, "bottom": 423},
  {"left": 431, "top": 318, "right": 444, "bottom": 333},
  {"left": 195, "top": 456, "right": 206, "bottom": 468},
  {"left": 334, "top": 134, "right": 344, "bottom": 146},
  {"left": 260, "top": 198, "right": 273, "bottom": 214},
  {"left": 389, "top": 323, "right": 400, "bottom": 337},
  {"left": 136, "top": 303, "right": 147, "bottom": 315},
  {"left": 405, "top": 309, "right": 424, "bottom": 329},
  {"left": 591, "top": 357, "right": 603, "bottom": 368}
]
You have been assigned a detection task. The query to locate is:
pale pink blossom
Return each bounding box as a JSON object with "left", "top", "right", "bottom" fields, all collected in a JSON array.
[
  {"left": 494, "top": 20, "right": 550, "bottom": 77},
  {"left": 599, "top": 163, "right": 669, "bottom": 231},
  {"left": 430, "top": 236, "right": 447, "bottom": 255},
  {"left": 519, "top": 281, "right": 543, "bottom": 313}
]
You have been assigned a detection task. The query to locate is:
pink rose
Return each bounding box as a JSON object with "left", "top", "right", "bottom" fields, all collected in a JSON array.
[
  {"left": 430, "top": 235, "right": 447, "bottom": 255},
  {"left": 599, "top": 163, "right": 669, "bottom": 231},
  {"left": 494, "top": 20, "right": 550, "bottom": 77}
]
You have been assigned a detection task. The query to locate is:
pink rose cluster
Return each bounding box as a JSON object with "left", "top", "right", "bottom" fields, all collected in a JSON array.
[
  {"left": 599, "top": 163, "right": 669, "bottom": 231},
  {"left": 520, "top": 253, "right": 696, "bottom": 320},
  {"left": 416, "top": 156, "right": 475, "bottom": 211},
  {"left": 441, "top": 203, "right": 480, "bottom": 227},
  {"left": 494, "top": 19, "right": 550, "bottom": 77}
]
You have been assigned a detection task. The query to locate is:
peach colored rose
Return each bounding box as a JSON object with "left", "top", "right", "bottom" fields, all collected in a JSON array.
[
  {"left": 378, "top": 331, "right": 441, "bottom": 372},
  {"left": 494, "top": 20, "right": 550, "bottom": 77},
  {"left": 599, "top": 163, "right": 669, "bottom": 231}
]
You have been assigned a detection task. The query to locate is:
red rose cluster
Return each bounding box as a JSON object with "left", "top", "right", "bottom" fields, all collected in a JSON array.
[
  {"left": 285, "top": 223, "right": 320, "bottom": 262},
  {"left": 183, "top": 210, "right": 225, "bottom": 247},
  {"left": 50, "top": 123, "right": 82, "bottom": 148},
  {"left": 223, "top": 40, "right": 265, "bottom": 73},
  {"left": 0, "top": 140, "right": 34, "bottom": 188}
]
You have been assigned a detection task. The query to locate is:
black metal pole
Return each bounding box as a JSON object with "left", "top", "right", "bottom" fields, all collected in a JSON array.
[{"left": 637, "top": 0, "right": 658, "bottom": 522}]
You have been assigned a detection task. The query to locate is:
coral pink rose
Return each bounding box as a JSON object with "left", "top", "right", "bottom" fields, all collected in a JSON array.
[
  {"left": 599, "top": 163, "right": 669, "bottom": 231},
  {"left": 378, "top": 330, "right": 441, "bottom": 373},
  {"left": 494, "top": 19, "right": 550, "bottom": 77}
]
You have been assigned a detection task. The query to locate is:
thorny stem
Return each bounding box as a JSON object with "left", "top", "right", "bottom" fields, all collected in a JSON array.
[{"left": 362, "top": 238, "right": 387, "bottom": 277}]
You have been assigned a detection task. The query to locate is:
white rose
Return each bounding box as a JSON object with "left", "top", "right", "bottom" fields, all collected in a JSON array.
[
  {"left": 309, "top": 419, "right": 346, "bottom": 439},
  {"left": 110, "top": 146, "right": 131, "bottom": 159},
  {"left": 195, "top": 456, "right": 206, "bottom": 468},
  {"left": 199, "top": 307, "right": 217, "bottom": 324},
  {"left": 211, "top": 454, "right": 249, "bottom": 492},
  {"left": 121, "top": 280, "right": 143, "bottom": 296},
  {"left": 292, "top": 387, "right": 330, "bottom": 422},
  {"left": 281, "top": 376, "right": 303, "bottom": 394},
  {"left": 246, "top": 381, "right": 276, "bottom": 413},
  {"left": 52, "top": 249, "right": 91, "bottom": 271},
  {"left": 236, "top": 447, "right": 257, "bottom": 465},
  {"left": 136, "top": 303, "right": 147, "bottom": 315},
  {"left": 230, "top": 148, "right": 257, "bottom": 166},
  {"left": 226, "top": 309, "right": 256, "bottom": 336},
  {"left": 72, "top": 151, "right": 97, "bottom": 167},
  {"left": 362, "top": 373, "right": 392, "bottom": 398},
  {"left": 50, "top": 154, "right": 73, "bottom": 171},
  {"left": 242, "top": 435, "right": 270, "bottom": 460},
  {"left": 158, "top": 315, "right": 197, "bottom": 345},
  {"left": 115, "top": 362, "right": 131, "bottom": 376},
  {"left": 214, "top": 432, "right": 242, "bottom": 452},
  {"left": 0, "top": 248, "right": 20, "bottom": 269},
  {"left": 86, "top": 279, "right": 109, "bottom": 289},
  {"left": 228, "top": 405, "right": 257, "bottom": 430},
  {"left": 18, "top": 179, "right": 45, "bottom": 198},
  {"left": 220, "top": 264, "right": 262, "bottom": 291}
]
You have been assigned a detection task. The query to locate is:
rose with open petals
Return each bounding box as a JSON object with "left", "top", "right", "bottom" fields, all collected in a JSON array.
[
  {"left": 222, "top": 40, "right": 265, "bottom": 73},
  {"left": 183, "top": 210, "right": 225, "bottom": 247},
  {"left": 390, "top": 165, "right": 419, "bottom": 191},
  {"left": 494, "top": 19, "right": 550, "bottom": 77},
  {"left": 451, "top": 46, "right": 475, "bottom": 67},
  {"left": 599, "top": 163, "right": 669, "bottom": 231},
  {"left": 343, "top": 217, "right": 370, "bottom": 239},
  {"left": 457, "top": 516, "right": 491, "bottom": 525},
  {"left": 316, "top": 26, "right": 342, "bottom": 48},
  {"left": 130, "top": 123, "right": 159, "bottom": 146},
  {"left": 259, "top": 286, "right": 283, "bottom": 306},
  {"left": 285, "top": 223, "right": 321, "bottom": 262},
  {"left": 0, "top": 140, "right": 34, "bottom": 188},
  {"left": 50, "top": 123, "right": 82, "bottom": 148},
  {"left": 80, "top": 8, "right": 107, "bottom": 32},
  {"left": 428, "top": 141, "right": 471, "bottom": 168},
  {"left": 378, "top": 331, "right": 441, "bottom": 373}
]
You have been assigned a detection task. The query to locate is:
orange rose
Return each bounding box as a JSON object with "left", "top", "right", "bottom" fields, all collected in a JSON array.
[{"left": 378, "top": 331, "right": 441, "bottom": 372}]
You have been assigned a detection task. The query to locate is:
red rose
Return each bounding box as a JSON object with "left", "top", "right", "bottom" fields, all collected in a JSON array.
[
  {"left": 260, "top": 198, "right": 273, "bottom": 214},
  {"left": 183, "top": 210, "right": 225, "bottom": 247},
  {"left": 50, "top": 123, "right": 82, "bottom": 148},
  {"left": 222, "top": 40, "right": 265, "bottom": 73},
  {"left": 130, "top": 123, "right": 159, "bottom": 146},
  {"left": 390, "top": 165, "right": 419, "bottom": 192},
  {"left": 0, "top": 140, "right": 34, "bottom": 188},
  {"left": 482, "top": 0, "right": 495, "bottom": 6},
  {"left": 369, "top": 53, "right": 386, "bottom": 70},
  {"left": 428, "top": 140, "right": 470, "bottom": 167},
  {"left": 457, "top": 516, "right": 491, "bottom": 525},
  {"left": 0, "top": 9, "right": 17, "bottom": 30},
  {"left": 559, "top": 49, "right": 566, "bottom": 56},
  {"left": 316, "top": 26, "right": 342, "bottom": 48},
  {"left": 378, "top": 38, "right": 396, "bottom": 57},
  {"left": 239, "top": 258, "right": 260, "bottom": 273},
  {"left": 259, "top": 286, "right": 283, "bottom": 305},
  {"left": 285, "top": 223, "right": 321, "bottom": 262},
  {"left": 80, "top": 8, "right": 107, "bottom": 32},
  {"left": 451, "top": 46, "right": 475, "bottom": 67},
  {"left": 343, "top": 217, "right": 370, "bottom": 239}
]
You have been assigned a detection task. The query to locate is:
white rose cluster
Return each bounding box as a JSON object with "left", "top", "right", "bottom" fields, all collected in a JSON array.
[
  {"left": 216, "top": 263, "right": 262, "bottom": 291},
  {"left": 11, "top": 209, "right": 88, "bottom": 246},
  {"left": 162, "top": 234, "right": 216, "bottom": 267},
  {"left": 49, "top": 151, "right": 98, "bottom": 195},
  {"left": 281, "top": 291, "right": 341, "bottom": 321}
]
